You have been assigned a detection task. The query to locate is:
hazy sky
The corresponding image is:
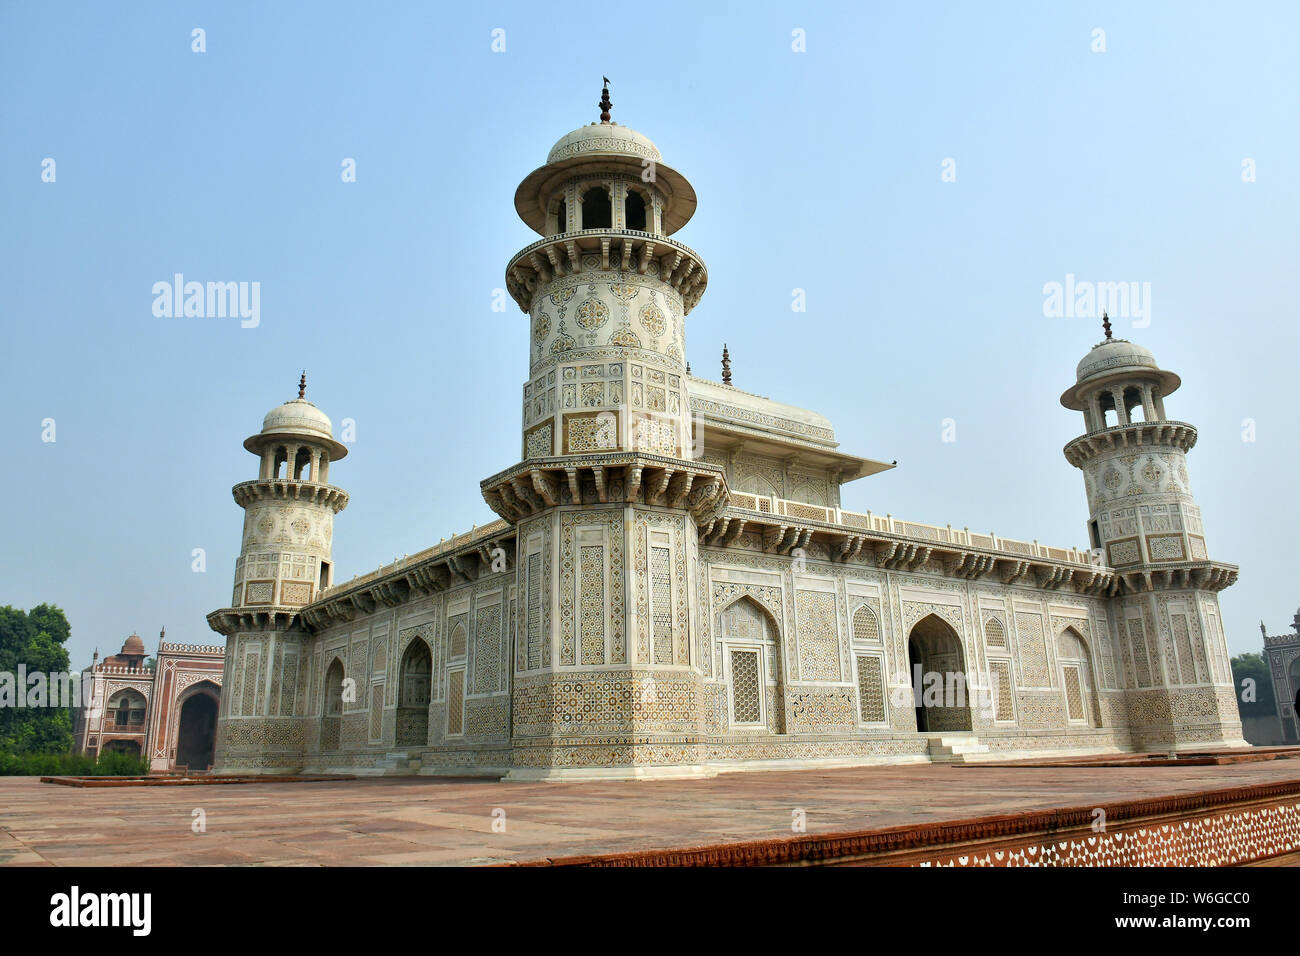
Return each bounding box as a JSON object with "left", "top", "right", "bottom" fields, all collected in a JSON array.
[{"left": 2, "top": 2, "right": 1296, "bottom": 669}]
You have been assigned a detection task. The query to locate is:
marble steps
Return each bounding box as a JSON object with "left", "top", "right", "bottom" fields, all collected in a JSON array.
[{"left": 927, "top": 734, "right": 991, "bottom": 764}]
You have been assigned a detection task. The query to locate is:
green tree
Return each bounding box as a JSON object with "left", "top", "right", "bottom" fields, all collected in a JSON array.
[
  {"left": 0, "top": 604, "right": 75, "bottom": 754},
  {"left": 1230, "top": 652, "right": 1277, "bottom": 718}
]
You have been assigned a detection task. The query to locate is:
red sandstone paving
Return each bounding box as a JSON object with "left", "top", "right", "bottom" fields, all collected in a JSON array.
[{"left": 3, "top": 761, "right": 1300, "bottom": 866}]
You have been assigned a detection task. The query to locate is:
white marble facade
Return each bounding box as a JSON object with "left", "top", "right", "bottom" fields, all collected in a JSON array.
[{"left": 208, "top": 96, "right": 1245, "bottom": 778}]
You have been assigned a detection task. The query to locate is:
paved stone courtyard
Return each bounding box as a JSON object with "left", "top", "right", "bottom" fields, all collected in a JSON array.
[{"left": 4, "top": 761, "right": 1300, "bottom": 866}]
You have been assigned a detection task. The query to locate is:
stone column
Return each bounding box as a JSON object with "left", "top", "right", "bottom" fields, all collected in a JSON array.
[{"left": 1141, "top": 384, "right": 1157, "bottom": 422}]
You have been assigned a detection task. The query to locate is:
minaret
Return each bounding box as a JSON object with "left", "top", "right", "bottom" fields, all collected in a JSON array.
[
  {"left": 207, "top": 374, "right": 350, "bottom": 772},
  {"left": 1060, "top": 318, "right": 1243, "bottom": 749},
  {"left": 228, "top": 373, "right": 349, "bottom": 607},
  {"left": 503, "top": 78, "right": 705, "bottom": 460},
  {"left": 485, "top": 84, "right": 728, "bottom": 778}
]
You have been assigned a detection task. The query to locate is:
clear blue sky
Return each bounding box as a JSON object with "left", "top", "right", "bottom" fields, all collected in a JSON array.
[{"left": 2, "top": 1, "right": 1296, "bottom": 668}]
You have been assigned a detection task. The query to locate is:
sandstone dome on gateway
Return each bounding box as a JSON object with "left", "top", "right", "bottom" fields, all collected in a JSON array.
[{"left": 546, "top": 122, "right": 662, "bottom": 165}]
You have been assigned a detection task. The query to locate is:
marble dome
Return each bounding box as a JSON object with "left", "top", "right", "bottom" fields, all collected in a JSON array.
[
  {"left": 1061, "top": 336, "right": 1181, "bottom": 410},
  {"left": 244, "top": 397, "right": 348, "bottom": 460},
  {"left": 1075, "top": 338, "right": 1159, "bottom": 384},
  {"left": 260, "top": 398, "right": 334, "bottom": 440},
  {"left": 514, "top": 117, "right": 696, "bottom": 237},
  {"left": 546, "top": 122, "right": 662, "bottom": 166}
]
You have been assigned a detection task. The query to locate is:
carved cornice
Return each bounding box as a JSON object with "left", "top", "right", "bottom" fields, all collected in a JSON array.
[
  {"left": 481, "top": 454, "right": 728, "bottom": 527},
  {"left": 706, "top": 505, "right": 1116, "bottom": 597},
  {"left": 296, "top": 527, "right": 514, "bottom": 631},
  {"left": 232, "top": 479, "right": 349, "bottom": 513},
  {"left": 506, "top": 230, "right": 707, "bottom": 315},
  {"left": 206, "top": 606, "right": 304, "bottom": 637},
  {"left": 1063, "top": 421, "right": 1197, "bottom": 467},
  {"left": 1108, "top": 561, "right": 1238, "bottom": 596}
]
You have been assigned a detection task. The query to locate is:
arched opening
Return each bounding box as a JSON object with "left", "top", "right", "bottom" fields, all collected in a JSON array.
[
  {"left": 175, "top": 683, "right": 220, "bottom": 771},
  {"left": 907, "top": 614, "right": 971, "bottom": 732},
  {"left": 1097, "top": 390, "right": 1118, "bottom": 428},
  {"left": 1288, "top": 659, "right": 1300, "bottom": 743},
  {"left": 321, "top": 658, "right": 344, "bottom": 751},
  {"left": 1057, "top": 627, "right": 1100, "bottom": 727},
  {"left": 274, "top": 446, "right": 289, "bottom": 479},
  {"left": 294, "top": 448, "right": 311, "bottom": 480},
  {"left": 581, "top": 186, "right": 611, "bottom": 229},
  {"left": 557, "top": 198, "right": 567, "bottom": 233},
  {"left": 718, "top": 596, "right": 784, "bottom": 733},
  {"left": 624, "top": 189, "right": 647, "bottom": 231},
  {"left": 1123, "top": 386, "right": 1145, "bottom": 423},
  {"left": 395, "top": 639, "right": 432, "bottom": 747},
  {"left": 102, "top": 739, "right": 141, "bottom": 757},
  {"left": 107, "top": 689, "right": 147, "bottom": 729}
]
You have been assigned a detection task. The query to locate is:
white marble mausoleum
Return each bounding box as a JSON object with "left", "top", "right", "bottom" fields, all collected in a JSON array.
[{"left": 208, "top": 88, "right": 1245, "bottom": 778}]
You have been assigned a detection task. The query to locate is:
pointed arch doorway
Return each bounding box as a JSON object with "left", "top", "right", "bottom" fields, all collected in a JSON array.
[
  {"left": 907, "top": 613, "right": 972, "bottom": 732},
  {"left": 396, "top": 638, "right": 432, "bottom": 747},
  {"left": 175, "top": 682, "right": 220, "bottom": 771}
]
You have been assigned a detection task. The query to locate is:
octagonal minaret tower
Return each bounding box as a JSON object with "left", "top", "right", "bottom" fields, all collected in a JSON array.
[
  {"left": 229, "top": 374, "right": 349, "bottom": 608},
  {"left": 208, "top": 374, "right": 350, "bottom": 773},
  {"left": 484, "top": 84, "right": 728, "bottom": 779},
  {"left": 503, "top": 80, "right": 705, "bottom": 462},
  {"left": 1061, "top": 317, "right": 1243, "bottom": 750}
]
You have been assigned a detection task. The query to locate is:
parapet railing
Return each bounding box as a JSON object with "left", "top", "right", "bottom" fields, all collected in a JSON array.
[{"left": 726, "top": 492, "right": 1094, "bottom": 565}]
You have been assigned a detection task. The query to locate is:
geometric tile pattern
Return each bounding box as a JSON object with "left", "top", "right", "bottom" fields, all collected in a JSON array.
[
  {"left": 989, "top": 659, "right": 1014, "bottom": 721},
  {"left": 1013, "top": 612, "right": 1050, "bottom": 687},
  {"left": 918, "top": 801, "right": 1300, "bottom": 867},
  {"left": 1062, "top": 665, "right": 1084, "bottom": 721},
  {"left": 730, "top": 649, "right": 761, "bottom": 724},
  {"left": 1171, "top": 613, "right": 1196, "bottom": 685},
  {"left": 651, "top": 546, "right": 673, "bottom": 665},
  {"left": 446, "top": 670, "right": 464, "bottom": 737},
  {"left": 796, "top": 590, "right": 841, "bottom": 681},
  {"left": 851, "top": 605, "right": 880, "bottom": 645},
  {"left": 474, "top": 604, "right": 502, "bottom": 694},
  {"left": 579, "top": 545, "right": 606, "bottom": 665},
  {"left": 525, "top": 551, "right": 542, "bottom": 670},
  {"left": 1128, "top": 618, "right": 1153, "bottom": 688},
  {"left": 855, "top": 654, "right": 885, "bottom": 722}
]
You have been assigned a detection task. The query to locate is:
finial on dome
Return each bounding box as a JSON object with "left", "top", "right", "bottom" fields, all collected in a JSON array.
[
  {"left": 298, "top": 371, "right": 307, "bottom": 400},
  {"left": 599, "top": 77, "right": 612, "bottom": 123},
  {"left": 1101, "top": 311, "right": 1112, "bottom": 341},
  {"left": 721, "top": 344, "right": 732, "bottom": 386}
]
